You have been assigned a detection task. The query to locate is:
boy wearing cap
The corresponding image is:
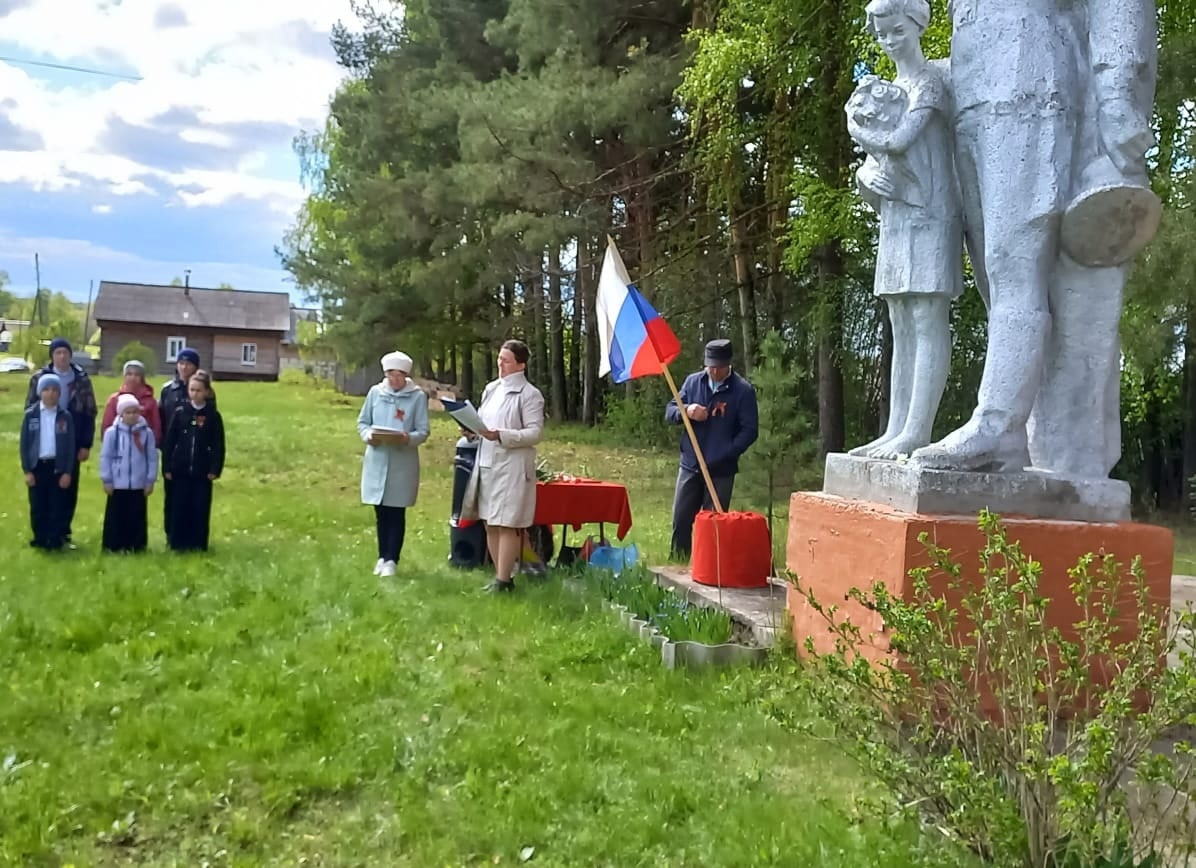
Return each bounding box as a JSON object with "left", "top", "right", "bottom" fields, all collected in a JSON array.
[
  {"left": 99, "top": 393, "right": 158, "bottom": 553},
  {"left": 20, "top": 373, "right": 76, "bottom": 550},
  {"left": 158, "top": 348, "right": 215, "bottom": 542},
  {"left": 25, "top": 337, "right": 98, "bottom": 545},
  {"left": 664, "top": 338, "right": 759, "bottom": 559},
  {"left": 101, "top": 360, "right": 163, "bottom": 443}
]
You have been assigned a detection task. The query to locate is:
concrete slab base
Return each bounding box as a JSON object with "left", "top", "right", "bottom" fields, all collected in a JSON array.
[
  {"left": 649, "top": 565, "right": 786, "bottom": 647},
  {"left": 823, "top": 452, "right": 1132, "bottom": 523}
]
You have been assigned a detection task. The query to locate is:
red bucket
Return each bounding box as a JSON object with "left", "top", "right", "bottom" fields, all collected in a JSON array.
[{"left": 691, "top": 511, "right": 771, "bottom": 589}]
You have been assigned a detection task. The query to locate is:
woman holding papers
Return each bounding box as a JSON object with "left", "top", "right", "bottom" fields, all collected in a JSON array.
[
  {"left": 357, "top": 351, "right": 430, "bottom": 578},
  {"left": 462, "top": 339, "right": 545, "bottom": 592}
]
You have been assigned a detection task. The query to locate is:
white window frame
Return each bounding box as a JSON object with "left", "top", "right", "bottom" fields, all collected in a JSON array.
[
  {"left": 241, "top": 342, "right": 257, "bottom": 366},
  {"left": 166, "top": 336, "right": 186, "bottom": 362}
]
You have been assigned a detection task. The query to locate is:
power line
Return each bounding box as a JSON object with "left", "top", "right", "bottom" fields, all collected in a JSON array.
[{"left": 0, "top": 56, "right": 142, "bottom": 81}]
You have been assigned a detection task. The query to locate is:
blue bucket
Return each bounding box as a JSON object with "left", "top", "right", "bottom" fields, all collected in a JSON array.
[{"left": 587, "top": 543, "right": 639, "bottom": 576}]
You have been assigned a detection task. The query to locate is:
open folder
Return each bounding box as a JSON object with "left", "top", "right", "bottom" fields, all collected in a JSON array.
[{"left": 441, "top": 398, "right": 486, "bottom": 435}]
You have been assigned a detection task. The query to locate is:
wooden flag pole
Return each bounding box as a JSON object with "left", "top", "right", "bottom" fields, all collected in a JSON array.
[{"left": 661, "top": 363, "right": 725, "bottom": 514}]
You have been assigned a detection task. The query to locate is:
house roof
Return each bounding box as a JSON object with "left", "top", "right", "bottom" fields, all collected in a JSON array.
[{"left": 94, "top": 281, "right": 291, "bottom": 333}]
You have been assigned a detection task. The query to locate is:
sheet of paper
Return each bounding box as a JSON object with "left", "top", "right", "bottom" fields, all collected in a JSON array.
[{"left": 440, "top": 398, "right": 486, "bottom": 434}]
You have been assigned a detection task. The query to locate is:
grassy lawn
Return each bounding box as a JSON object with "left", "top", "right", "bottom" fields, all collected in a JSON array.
[{"left": 0, "top": 375, "right": 978, "bottom": 865}]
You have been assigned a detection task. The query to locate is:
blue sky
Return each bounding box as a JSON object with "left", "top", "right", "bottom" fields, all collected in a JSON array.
[{"left": 0, "top": 0, "right": 359, "bottom": 302}]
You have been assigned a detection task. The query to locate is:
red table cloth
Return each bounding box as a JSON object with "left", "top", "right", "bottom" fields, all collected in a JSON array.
[{"left": 534, "top": 477, "right": 633, "bottom": 541}]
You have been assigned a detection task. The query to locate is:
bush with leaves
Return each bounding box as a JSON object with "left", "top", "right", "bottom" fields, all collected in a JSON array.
[
  {"left": 793, "top": 511, "right": 1196, "bottom": 867},
  {"left": 113, "top": 341, "right": 159, "bottom": 377}
]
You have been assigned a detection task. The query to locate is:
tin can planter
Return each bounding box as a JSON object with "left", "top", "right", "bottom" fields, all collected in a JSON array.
[{"left": 660, "top": 639, "right": 769, "bottom": 670}]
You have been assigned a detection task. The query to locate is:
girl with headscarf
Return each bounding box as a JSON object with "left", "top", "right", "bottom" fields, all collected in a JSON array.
[{"left": 101, "top": 360, "right": 163, "bottom": 442}]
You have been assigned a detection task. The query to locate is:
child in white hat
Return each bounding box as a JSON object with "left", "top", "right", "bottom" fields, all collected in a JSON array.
[{"left": 99, "top": 392, "right": 158, "bottom": 552}]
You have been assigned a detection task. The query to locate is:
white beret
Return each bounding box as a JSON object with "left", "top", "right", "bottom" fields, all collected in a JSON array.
[{"left": 380, "top": 351, "right": 413, "bottom": 374}]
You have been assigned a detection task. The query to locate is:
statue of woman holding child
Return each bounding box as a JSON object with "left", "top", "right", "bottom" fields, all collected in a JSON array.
[{"left": 846, "top": 0, "right": 963, "bottom": 460}]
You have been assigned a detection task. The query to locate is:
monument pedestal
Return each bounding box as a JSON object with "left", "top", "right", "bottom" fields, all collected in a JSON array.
[{"left": 786, "top": 464, "right": 1174, "bottom": 690}]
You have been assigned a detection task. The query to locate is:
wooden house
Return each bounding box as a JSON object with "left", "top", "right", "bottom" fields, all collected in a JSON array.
[{"left": 93, "top": 281, "right": 291, "bottom": 381}]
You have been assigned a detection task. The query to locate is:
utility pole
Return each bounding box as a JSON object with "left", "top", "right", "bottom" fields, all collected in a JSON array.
[
  {"left": 82, "top": 279, "right": 94, "bottom": 346},
  {"left": 32, "top": 253, "right": 43, "bottom": 326}
]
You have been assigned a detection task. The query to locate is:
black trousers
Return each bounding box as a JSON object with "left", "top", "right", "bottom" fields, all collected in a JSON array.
[
  {"left": 374, "top": 505, "right": 407, "bottom": 563},
  {"left": 28, "top": 460, "right": 68, "bottom": 550},
  {"left": 670, "top": 466, "right": 735, "bottom": 558},
  {"left": 63, "top": 457, "right": 80, "bottom": 539},
  {"left": 167, "top": 477, "right": 213, "bottom": 552},
  {"left": 103, "top": 489, "right": 148, "bottom": 553},
  {"left": 162, "top": 477, "right": 174, "bottom": 542}
]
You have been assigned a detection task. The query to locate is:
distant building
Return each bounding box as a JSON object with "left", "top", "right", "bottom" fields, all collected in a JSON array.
[{"left": 93, "top": 281, "right": 291, "bottom": 381}]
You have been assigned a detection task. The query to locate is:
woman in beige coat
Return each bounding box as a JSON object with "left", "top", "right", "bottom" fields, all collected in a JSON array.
[{"left": 463, "top": 339, "right": 545, "bottom": 592}]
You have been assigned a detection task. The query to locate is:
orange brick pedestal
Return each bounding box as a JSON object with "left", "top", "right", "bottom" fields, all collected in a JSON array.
[{"left": 785, "top": 492, "right": 1174, "bottom": 667}]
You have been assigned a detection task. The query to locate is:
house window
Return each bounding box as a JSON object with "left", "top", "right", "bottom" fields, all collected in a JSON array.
[
  {"left": 166, "top": 336, "right": 186, "bottom": 362},
  {"left": 241, "top": 343, "right": 257, "bottom": 366}
]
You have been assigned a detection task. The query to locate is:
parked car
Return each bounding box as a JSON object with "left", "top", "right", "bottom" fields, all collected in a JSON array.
[{"left": 0, "top": 357, "right": 30, "bottom": 374}]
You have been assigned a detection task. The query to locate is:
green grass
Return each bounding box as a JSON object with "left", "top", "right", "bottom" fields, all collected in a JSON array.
[{"left": 0, "top": 376, "right": 981, "bottom": 866}]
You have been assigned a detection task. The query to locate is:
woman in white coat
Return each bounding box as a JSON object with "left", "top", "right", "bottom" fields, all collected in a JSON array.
[
  {"left": 357, "top": 351, "right": 430, "bottom": 577},
  {"left": 464, "top": 339, "right": 545, "bottom": 592}
]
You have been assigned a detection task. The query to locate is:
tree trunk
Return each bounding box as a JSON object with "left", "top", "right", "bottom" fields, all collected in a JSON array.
[
  {"left": 548, "top": 245, "right": 567, "bottom": 421},
  {"left": 816, "top": 245, "right": 846, "bottom": 457},
  {"left": 729, "top": 206, "right": 757, "bottom": 373},
  {"left": 580, "top": 236, "right": 599, "bottom": 425},
  {"left": 569, "top": 251, "right": 582, "bottom": 420},
  {"left": 461, "top": 341, "right": 475, "bottom": 400},
  {"left": 878, "top": 302, "right": 893, "bottom": 436},
  {"left": 532, "top": 266, "right": 549, "bottom": 404},
  {"left": 1182, "top": 302, "right": 1196, "bottom": 515}
]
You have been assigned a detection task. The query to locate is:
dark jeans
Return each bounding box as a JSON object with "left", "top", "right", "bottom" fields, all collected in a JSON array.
[
  {"left": 103, "top": 489, "right": 148, "bottom": 553},
  {"left": 670, "top": 466, "right": 735, "bottom": 558},
  {"left": 168, "top": 477, "right": 213, "bottom": 552},
  {"left": 374, "top": 505, "right": 407, "bottom": 563},
  {"left": 28, "top": 460, "right": 69, "bottom": 550}
]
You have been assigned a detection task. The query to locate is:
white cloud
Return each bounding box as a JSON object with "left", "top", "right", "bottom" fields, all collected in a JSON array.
[
  {"left": 0, "top": 0, "right": 359, "bottom": 211},
  {"left": 91, "top": 204, "right": 112, "bottom": 214},
  {"left": 0, "top": 230, "right": 298, "bottom": 298}
]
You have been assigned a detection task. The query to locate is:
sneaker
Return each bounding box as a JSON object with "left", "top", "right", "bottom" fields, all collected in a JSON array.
[
  {"left": 379, "top": 560, "right": 396, "bottom": 578},
  {"left": 485, "top": 578, "right": 515, "bottom": 593},
  {"left": 373, "top": 558, "right": 385, "bottom": 576}
]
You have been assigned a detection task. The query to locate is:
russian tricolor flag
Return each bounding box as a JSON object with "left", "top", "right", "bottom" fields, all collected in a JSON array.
[{"left": 596, "top": 238, "right": 682, "bottom": 383}]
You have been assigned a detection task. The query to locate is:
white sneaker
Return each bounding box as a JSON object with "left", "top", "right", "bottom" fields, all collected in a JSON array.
[
  {"left": 379, "top": 560, "right": 396, "bottom": 578},
  {"left": 373, "top": 558, "right": 385, "bottom": 576}
]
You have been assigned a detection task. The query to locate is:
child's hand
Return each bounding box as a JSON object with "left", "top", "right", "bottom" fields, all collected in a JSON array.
[
  {"left": 103, "top": 484, "right": 114, "bottom": 495},
  {"left": 144, "top": 484, "right": 154, "bottom": 496},
  {"left": 59, "top": 474, "right": 71, "bottom": 489},
  {"left": 24, "top": 472, "right": 34, "bottom": 487},
  {"left": 164, "top": 472, "right": 172, "bottom": 480},
  {"left": 207, "top": 473, "right": 217, "bottom": 481}
]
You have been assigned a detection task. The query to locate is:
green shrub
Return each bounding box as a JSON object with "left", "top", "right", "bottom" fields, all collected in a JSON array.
[
  {"left": 113, "top": 341, "right": 158, "bottom": 375},
  {"left": 795, "top": 510, "right": 1196, "bottom": 867}
]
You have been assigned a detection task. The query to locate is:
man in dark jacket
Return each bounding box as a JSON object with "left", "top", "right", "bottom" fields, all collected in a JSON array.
[
  {"left": 664, "top": 338, "right": 759, "bottom": 558},
  {"left": 158, "top": 347, "right": 215, "bottom": 541},
  {"left": 25, "top": 338, "right": 98, "bottom": 544}
]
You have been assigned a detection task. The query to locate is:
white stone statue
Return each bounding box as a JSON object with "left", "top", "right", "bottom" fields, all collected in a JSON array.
[
  {"left": 910, "top": 0, "right": 1162, "bottom": 478},
  {"left": 846, "top": 0, "right": 963, "bottom": 461}
]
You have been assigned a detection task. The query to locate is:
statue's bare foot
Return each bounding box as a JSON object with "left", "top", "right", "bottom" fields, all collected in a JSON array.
[
  {"left": 849, "top": 434, "right": 897, "bottom": 458},
  {"left": 871, "top": 434, "right": 931, "bottom": 461},
  {"left": 911, "top": 421, "right": 1030, "bottom": 472}
]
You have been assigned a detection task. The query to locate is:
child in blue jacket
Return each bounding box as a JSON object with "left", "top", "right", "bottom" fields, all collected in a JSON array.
[
  {"left": 99, "top": 393, "right": 158, "bottom": 553},
  {"left": 20, "top": 373, "right": 75, "bottom": 550}
]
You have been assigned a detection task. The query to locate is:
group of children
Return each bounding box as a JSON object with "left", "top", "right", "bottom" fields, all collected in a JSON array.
[{"left": 19, "top": 342, "right": 226, "bottom": 554}]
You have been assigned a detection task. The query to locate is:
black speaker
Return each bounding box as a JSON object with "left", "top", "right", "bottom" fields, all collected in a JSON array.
[{"left": 450, "top": 521, "right": 487, "bottom": 569}]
